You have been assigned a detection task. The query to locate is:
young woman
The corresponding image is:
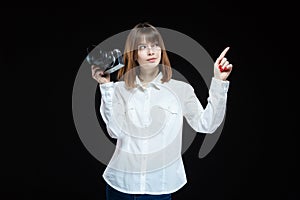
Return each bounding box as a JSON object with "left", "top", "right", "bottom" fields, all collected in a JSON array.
[{"left": 91, "top": 22, "right": 233, "bottom": 200}]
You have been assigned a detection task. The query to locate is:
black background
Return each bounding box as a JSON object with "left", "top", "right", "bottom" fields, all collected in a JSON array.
[{"left": 1, "top": 3, "right": 296, "bottom": 200}]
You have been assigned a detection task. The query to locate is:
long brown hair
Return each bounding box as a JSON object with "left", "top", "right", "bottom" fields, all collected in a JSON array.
[{"left": 117, "top": 22, "right": 172, "bottom": 89}]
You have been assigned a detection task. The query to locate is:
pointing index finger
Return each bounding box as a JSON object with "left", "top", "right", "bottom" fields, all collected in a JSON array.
[{"left": 218, "top": 47, "right": 230, "bottom": 59}]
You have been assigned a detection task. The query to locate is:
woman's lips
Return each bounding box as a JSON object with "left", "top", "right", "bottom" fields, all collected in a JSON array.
[{"left": 147, "top": 58, "right": 156, "bottom": 62}]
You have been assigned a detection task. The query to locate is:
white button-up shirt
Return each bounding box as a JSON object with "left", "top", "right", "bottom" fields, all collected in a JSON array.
[{"left": 99, "top": 72, "right": 229, "bottom": 195}]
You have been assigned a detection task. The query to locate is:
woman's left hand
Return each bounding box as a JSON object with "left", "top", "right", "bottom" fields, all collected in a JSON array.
[{"left": 214, "top": 47, "right": 233, "bottom": 81}]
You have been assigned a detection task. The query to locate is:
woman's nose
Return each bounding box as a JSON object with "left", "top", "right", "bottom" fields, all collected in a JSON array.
[{"left": 147, "top": 49, "right": 154, "bottom": 55}]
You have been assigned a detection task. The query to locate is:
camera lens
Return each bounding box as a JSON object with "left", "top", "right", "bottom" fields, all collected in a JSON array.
[
  {"left": 86, "top": 46, "right": 115, "bottom": 70},
  {"left": 86, "top": 46, "right": 124, "bottom": 74}
]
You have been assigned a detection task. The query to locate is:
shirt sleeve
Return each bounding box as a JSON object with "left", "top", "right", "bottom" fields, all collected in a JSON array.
[
  {"left": 99, "top": 82, "right": 119, "bottom": 139},
  {"left": 183, "top": 77, "right": 229, "bottom": 134}
]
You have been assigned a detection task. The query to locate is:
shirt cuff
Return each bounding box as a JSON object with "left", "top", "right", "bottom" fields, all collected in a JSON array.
[
  {"left": 210, "top": 77, "right": 230, "bottom": 93},
  {"left": 99, "top": 82, "right": 114, "bottom": 101},
  {"left": 100, "top": 82, "right": 114, "bottom": 89}
]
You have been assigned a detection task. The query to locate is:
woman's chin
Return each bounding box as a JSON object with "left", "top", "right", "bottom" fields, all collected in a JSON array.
[{"left": 139, "top": 63, "right": 159, "bottom": 70}]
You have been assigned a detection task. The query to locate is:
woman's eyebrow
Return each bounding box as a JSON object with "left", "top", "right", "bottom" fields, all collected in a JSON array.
[
  {"left": 137, "top": 43, "right": 147, "bottom": 45},
  {"left": 138, "top": 41, "right": 158, "bottom": 45}
]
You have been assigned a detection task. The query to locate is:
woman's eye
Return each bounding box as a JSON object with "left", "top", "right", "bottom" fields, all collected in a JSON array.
[
  {"left": 138, "top": 45, "right": 147, "bottom": 50},
  {"left": 151, "top": 43, "right": 158, "bottom": 48}
]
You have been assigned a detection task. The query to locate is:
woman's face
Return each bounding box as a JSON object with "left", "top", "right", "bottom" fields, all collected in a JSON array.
[{"left": 136, "top": 39, "right": 161, "bottom": 70}]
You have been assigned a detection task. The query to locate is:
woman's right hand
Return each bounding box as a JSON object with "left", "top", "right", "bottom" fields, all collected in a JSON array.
[{"left": 91, "top": 65, "right": 110, "bottom": 84}]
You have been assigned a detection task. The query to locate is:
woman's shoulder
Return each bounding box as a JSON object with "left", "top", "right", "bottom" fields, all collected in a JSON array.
[
  {"left": 114, "top": 80, "right": 125, "bottom": 86},
  {"left": 168, "top": 78, "right": 193, "bottom": 89},
  {"left": 113, "top": 81, "right": 134, "bottom": 92},
  {"left": 163, "top": 79, "right": 194, "bottom": 96}
]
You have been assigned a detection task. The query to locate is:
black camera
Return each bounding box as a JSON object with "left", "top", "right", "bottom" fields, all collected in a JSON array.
[{"left": 86, "top": 45, "right": 125, "bottom": 74}]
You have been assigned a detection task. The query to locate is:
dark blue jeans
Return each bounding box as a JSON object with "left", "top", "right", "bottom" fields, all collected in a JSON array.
[{"left": 106, "top": 184, "right": 172, "bottom": 200}]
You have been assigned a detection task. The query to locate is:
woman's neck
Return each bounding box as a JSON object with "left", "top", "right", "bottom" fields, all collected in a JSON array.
[{"left": 138, "top": 67, "right": 160, "bottom": 83}]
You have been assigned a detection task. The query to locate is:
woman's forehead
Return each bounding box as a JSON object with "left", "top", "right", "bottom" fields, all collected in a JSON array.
[{"left": 136, "top": 33, "right": 158, "bottom": 44}]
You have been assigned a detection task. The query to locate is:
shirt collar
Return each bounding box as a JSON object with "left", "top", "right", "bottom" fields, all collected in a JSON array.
[{"left": 135, "top": 72, "right": 163, "bottom": 90}]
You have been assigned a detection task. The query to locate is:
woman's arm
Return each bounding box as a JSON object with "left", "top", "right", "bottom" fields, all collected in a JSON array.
[
  {"left": 92, "top": 65, "right": 121, "bottom": 139},
  {"left": 183, "top": 47, "right": 233, "bottom": 133},
  {"left": 183, "top": 78, "right": 229, "bottom": 133},
  {"left": 99, "top": 82, "right": 121, "bottom": 139}
]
